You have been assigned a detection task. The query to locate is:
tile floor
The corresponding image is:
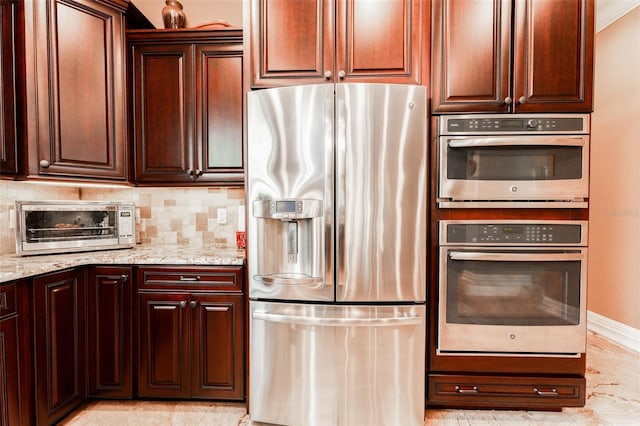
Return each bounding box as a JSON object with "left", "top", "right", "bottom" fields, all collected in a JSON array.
[{"left": 60, "top": 331, "right": 639, "bottom": 425}]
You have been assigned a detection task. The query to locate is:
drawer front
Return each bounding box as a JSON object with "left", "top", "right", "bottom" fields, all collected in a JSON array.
[
  {"left": 0, "top": 283, "right": 17, "bottom": 318},
  {"left": 137, "top": 266, "right": 244, "bottom": 292},
  {"left": 428, "top": 374, "right": 585, "bottom": 409}
]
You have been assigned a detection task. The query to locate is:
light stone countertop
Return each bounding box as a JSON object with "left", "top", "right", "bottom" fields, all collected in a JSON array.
[{"left": 0, "top": 245, "right": 245, "bottom": 283}]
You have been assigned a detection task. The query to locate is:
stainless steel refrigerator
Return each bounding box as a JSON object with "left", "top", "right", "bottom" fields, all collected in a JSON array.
[{"left": 247, "top": 83, "right": 427, "bottom": 426}]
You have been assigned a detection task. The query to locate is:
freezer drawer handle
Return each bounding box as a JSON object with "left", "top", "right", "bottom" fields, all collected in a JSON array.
[
  {"left": 254, "top": 274, "right": 323, "bottom": 287},
  {"left": 252, "top": 310, "right": 422, "bottom": 327}
]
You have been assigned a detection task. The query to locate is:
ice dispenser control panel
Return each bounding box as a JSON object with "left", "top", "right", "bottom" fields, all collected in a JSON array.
[{"left": 253, "top": 199, "right": 323, "bottom": 220}]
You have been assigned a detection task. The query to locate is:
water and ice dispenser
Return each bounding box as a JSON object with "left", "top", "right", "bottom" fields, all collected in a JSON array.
[{"left": 251, "top": 198, "right": 325, "bottom": 289}]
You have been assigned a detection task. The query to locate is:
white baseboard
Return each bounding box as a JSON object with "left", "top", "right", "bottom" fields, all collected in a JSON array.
[{"left": 587, "top": 310, "right": 640, "bottom": 353}]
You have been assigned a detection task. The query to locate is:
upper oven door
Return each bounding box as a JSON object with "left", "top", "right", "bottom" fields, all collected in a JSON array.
[{"left": 438, "top": 135, "right": 589, "bottom": 205}]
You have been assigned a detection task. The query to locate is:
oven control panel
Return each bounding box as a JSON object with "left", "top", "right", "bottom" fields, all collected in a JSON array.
[
  {"left": 441, "top": 221, "right": 587, "bottom": 246},
  {"left": 440, "top": 114, "right": 590, "bottom": 135}
]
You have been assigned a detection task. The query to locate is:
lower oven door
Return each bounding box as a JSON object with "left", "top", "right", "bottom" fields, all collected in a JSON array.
[{"left": 438, "top": 247, "right": 587, "bottom": 355}]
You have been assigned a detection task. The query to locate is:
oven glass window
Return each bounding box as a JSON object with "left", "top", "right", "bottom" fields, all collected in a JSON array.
[
  {"left": 446, "top": 253, "right": 581, "bottom": 326},
  {"left": 24, "top": 210, "right": 118, "bottom": 243},
  {"left": 447, "top": 145, "right": 583, "bottom": 181}
]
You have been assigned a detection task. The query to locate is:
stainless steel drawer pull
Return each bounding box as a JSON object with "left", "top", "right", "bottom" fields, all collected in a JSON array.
[
  {"left": 455, "top": 385, "right": 479, "bottom": 394},
  {"left": 179, "top": 276, "right": 201, "bottom": 281},
  {"left": 534, "top": 387, "right": 558, "bottom": 396}
]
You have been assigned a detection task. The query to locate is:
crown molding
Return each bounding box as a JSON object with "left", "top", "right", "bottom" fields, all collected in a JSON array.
[{"left": 597, "top": 0, "right": 640, "bottom": 32}]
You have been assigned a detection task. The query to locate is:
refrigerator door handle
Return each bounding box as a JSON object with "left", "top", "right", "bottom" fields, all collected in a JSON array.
[
  {"left": 252, "top": 310, "right": 423, "bottom": 327},
  {"left": 335, "top": 90, "right": 346, "bottom": 288}
]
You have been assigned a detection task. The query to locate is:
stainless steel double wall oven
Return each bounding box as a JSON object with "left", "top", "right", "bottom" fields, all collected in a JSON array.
[{"left": 435, "top": 114, "right": 590, "bottom": 357}]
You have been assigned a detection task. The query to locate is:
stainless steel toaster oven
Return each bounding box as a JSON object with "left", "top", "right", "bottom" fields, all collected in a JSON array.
[{"left": 15, "top": 201, "right": 136, "bottom": 256}]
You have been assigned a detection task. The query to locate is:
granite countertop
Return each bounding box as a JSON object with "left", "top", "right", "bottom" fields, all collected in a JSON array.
[{"left": 0, "top": 245, "right": 245, "bottom": 283}]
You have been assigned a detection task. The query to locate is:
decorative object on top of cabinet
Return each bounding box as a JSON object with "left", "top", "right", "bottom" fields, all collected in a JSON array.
[
  {"left": 249, "top": 0, "right": 428, "bottom": 87},
  {"left": 0, "top": 0, "right": 24, "bottom": 177},
  {"left": 431, "top": 0, "right": 594, "bottom": 113},
  {"left": 23, "top": 0, "right": 129, "bottom": 181},
  {"left": 129, "top": 29, "right": 244, "bottom": 185},
  {"left": 162, "top": 0, "right": 187, "bottom": 28}
]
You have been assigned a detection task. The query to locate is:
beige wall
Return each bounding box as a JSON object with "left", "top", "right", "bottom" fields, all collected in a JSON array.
[
  {"left": 133, "top": 0, "right": 242, "bottom": 28},
  {"left": 588, "top": 6, "right": 640, "bottom": 329}
]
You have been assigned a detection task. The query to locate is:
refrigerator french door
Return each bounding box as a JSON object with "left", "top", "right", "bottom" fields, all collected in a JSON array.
[{"left": 247, "top": 83, "right": 427, "bottom": 426}]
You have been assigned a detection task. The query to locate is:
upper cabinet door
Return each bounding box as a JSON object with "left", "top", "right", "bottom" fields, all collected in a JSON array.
[
  {"left": 0, "top": 0, "right": 20, "bottom": 176},
  {"left": 195, "top": 45, "right": 244, "bottom": 183},
  {"left": 431, "top": 0, "right": 512, "bottom": 113},
  {"left": 336, "top": 0, "right": 425, "bottom": 84},
  {"left": 24, "top": 0, "right": 127, "bottom": 180},
  {"left": 431, "top": 0, "right": 594, "bottom": 114},
  {"left": 131, "top": 43, "right": 195, "bottom": 183},
  {"left": 250, "top": 0, "right": 335, "bottom": 86},
  {"left": 249, "top": 0, "right": 427, "bottom": 87},
  {"left": 513, "top": 0, "right": 594, "bottom": 113}
]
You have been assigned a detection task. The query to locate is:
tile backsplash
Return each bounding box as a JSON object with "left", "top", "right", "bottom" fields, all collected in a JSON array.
[{"left": 0, "top": 181, "right": 245, "bottom": 255}]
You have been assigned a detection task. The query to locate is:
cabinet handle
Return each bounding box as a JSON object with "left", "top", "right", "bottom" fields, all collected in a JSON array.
[
  {"left": 39, "top": 160, "right": 50, "bottom": 168},
  {"left": 455, "top": 385, "right": 479, "bottom": 394},
  {"left": 179, "top": 300, "right": 187, "bottom": 308},
  {"left": 518, "top": 96, "right": 526, "bottom": 104},
  {"left": 504, "top": 96, "right": 513, "bottom": 105},
  {"left": 324, "top": 70, "right": 332, "bottom": 79},
  {"left": 338, "top": 70, "right": 346, "bottom": 79},
  {"left": 0, "top": 292, "right": 7, "bottom": 309},
  {"left": 534, "top": 387, "right": 558, "bottom": 396},
  {"left": 190, "top": 300, "right": 197, "bottom": 308},
  {"left": 179, "top": 275, "right": 201, "bottom": 281}
]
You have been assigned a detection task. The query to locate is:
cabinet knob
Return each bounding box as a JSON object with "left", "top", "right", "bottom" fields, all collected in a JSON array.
[
  {"left": 338, "top": 70, "right": 346, "bottom": 79},
  {"left": 120, "top": 274, "right": 128, "bottom": 282},
  {"left": 179, "top": 301, "right": 187, "bottom": 308},
  {"left": 518, "top": 96, "right": 526, "bottom": 104},
  {"left": 195, "top": 169, "right": 203, "bottom": 177},
  {"left": 190, "top": 300, "right": 197, "bottom": 308},
  {"left": 503, "top": 97, "right": 513, "bottom": 105},
  {"left": 39, "top": 160, "right": 50, "bottom": 168},
  {"left": 324, "top": 70, "right": 332, "bottom": 79}
]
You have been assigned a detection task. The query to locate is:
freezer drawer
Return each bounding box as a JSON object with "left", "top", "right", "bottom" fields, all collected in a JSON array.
[{"left": 249, "top": 301, "right": 426, "bottom": 426}]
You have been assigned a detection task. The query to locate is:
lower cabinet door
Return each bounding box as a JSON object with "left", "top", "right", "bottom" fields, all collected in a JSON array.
[
  {"left": 0, "top": 315, "right": 20, "bottom": 425},
  {"left": 191, "top": 294, "right": 244, "bottom": 399},
  {"left": 137, "top": 292, "right": 191, "bottom": 398},
  {"left": 33, "top": 270, "right": 86, "bottom": 426},
  {"left": 87, "top": 267, "right": 132, "bottom": 398}
]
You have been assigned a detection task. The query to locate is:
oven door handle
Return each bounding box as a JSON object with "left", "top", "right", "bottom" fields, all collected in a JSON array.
[
  {"left": 447, "top": 137, "right": 586, "bottom": 148},
  {"left": 449, "top": 251, "right": 585, "bottom": 262}
]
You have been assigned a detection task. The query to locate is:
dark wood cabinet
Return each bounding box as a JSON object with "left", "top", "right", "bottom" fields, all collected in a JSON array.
[
  {"left": 0, "top": 0, "right": 22, "bottom": 177},
  {"left": 0, "top": 281, "right": 28, "bottom": 425},
  {"left": 136, "top": 266, "right": 244, "bottom": 400},
  {"left": 129, "top": 30, "right": 244, "bottom": 185},
  {"left": 249, "top": 0, "right": 428, "bottom": 87},
  {"left": 431, "top": 0, "right": 594, "bottom": 113},
  {"left": 23, "top": 0, "right": 128, "bottom": 180},
  {"left": 87, "top": 266, "right": 133, "bottom": 399},
  {"left": 33, "top": 269, "right": 86, "bottom": 426},
  {"left": 428, "top": 374, "right": 585, "bottom": 409}
]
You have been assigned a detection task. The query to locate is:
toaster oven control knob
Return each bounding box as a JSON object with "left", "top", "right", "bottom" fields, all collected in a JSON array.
[
  {"left": 527, "top": 119, "right": 539, "bottom": 128},
  {"left": 39, "top": 160, "right": 50, "bottom": 168}
]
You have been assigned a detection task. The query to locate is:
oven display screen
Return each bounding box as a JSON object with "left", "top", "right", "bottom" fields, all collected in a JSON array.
[
  {"left": 276, "top": 201, "right": 297, "bottom": 213},
  {"left": 502, "top": 226, "right": 523, "bottom": 234},
  {"left": 500, "top": 119, "right": 524, "bottom": 129}
]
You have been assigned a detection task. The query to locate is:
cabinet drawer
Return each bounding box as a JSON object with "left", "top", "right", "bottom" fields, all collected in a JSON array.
[
  {"left": 0, "top": 283, "right": 17, "bottom": 318},
  {"left": 428, "top": 374, "right": 585, "bottom": 409},
  {"left": 137, "top": 266, "right": 244, "bottom": 292}
]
